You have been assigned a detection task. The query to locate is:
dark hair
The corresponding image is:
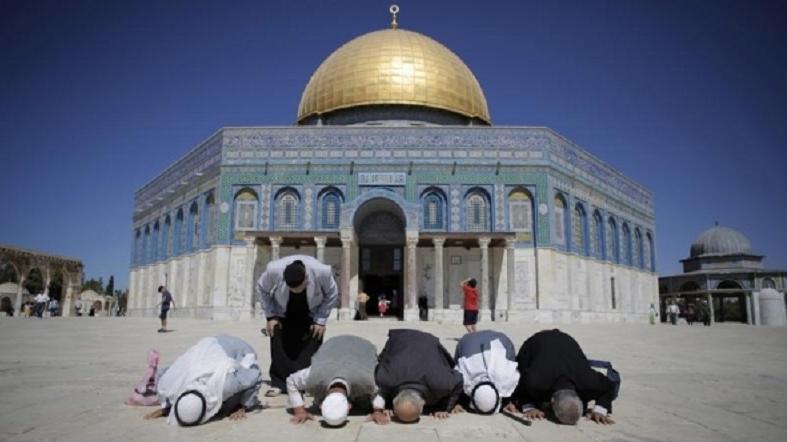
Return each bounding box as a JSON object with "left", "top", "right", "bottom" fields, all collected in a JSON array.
[
  {"left": 284, "top": 260, "right": 306, "bottom": 288},
  {"left": 467, "top": 278, "right": 477, "bottom": 288},
  {"left": 158, "top": 286, "right": 164, "bottom": 293}
]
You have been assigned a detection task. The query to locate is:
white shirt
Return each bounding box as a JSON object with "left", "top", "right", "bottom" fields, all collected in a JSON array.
[{"left": 285, "top": 367, "right": 385, "bottom": 410}]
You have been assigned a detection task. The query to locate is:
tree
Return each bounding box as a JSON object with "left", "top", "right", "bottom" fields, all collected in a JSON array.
[
  {"left": 24, "top": 269, "right": 44, "bottom": 294},
  {"left": 81, "top": 277, "right": 104, "bottom": 293},
  {"left": 105, "top": 275, "right": 115, "bottom": 296},
  {"left": 0, "top": 264, "right": 18, "bottom": 284}
]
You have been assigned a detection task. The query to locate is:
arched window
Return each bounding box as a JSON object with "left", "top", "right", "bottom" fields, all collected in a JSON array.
[
  {"left": 592, "top": 210, "right": 604, "bottom": 259},
  {"left": 162, "top": 216, "right": 171, "bottom": 258},
  {"left": 508, "top": 188, "right": 533, "bottom": 233},
  {"left": 634, "top": 228, "right": 644, "bottom": 269},
  {"left": 573, "top": 203, "right": 587, "bottom": 255},
  {"left": 188, "top": 202, "right": 199, "bottom": 251},
  {"left": 234, "top": 188, "right": 258, "bottom": 231},
  {"left": 320, "top": 189, "right": 342, "bottom": 229},
  {"left": 554, "top": 194, "right": 567, "bottom": 245},
  {"left": 173, "top": 209, "right": 184, "bottom": 255},
  {"left": 143, "top": 226, "right": 151, "bottom": 264},
  {"left": 152, "top": 222, "right": 160, "bottom": 262},
  {"left": 205, "top": 193, "right": 217, "bottom": 246},
  {"left": 645, "top": 232, "right": 654, "bottom": 271},
  {"left": 465, "top": 189, "right": 490, "bottom": 232},
  {"left": 606, "top": 217, "right": 619, "bottom": 263},
  {"left": 762, "top": 278, "right": 776, "bottom": 289},
  {"left": 275, "top": 189, "right": 300, "bottom": 231},
  {"left": 622, "top": 223, "right": 632, "bottom": 266},
  {"left": 421, "top": 188, "right": 445, "bottom": 230}
]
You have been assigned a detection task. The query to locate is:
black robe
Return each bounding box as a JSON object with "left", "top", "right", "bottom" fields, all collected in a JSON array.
[
  {"left": 375, "top": 329, "right": 463, "bottom": 412},
  {"left": 513, "top": 329, "right": 618, "bottom": 413}
]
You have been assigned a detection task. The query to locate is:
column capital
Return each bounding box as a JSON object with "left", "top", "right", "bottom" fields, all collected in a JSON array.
[
  {"left": 269, "top": 236, "right": 282, "bottom": 246},
  {"left": 243, "top": 237, "right": 256, "bottom": 247},
  {"left": 478, "top": 236, "right": 491, "bottom": 248},
  {"left": 504, "top": 238, "right": 516, "bottom": 249},
  {"left": 432, "top": 237, "right": 446, "bottom": 248},
  {"left": 314, "top": 236, "right": 327, "bottom": 248}
]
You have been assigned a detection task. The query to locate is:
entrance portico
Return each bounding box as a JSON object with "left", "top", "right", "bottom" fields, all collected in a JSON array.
[{"left": 243, "top": 190, "right": 517, "bottom": 322}]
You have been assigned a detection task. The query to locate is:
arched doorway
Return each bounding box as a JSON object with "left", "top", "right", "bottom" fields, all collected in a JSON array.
[
  {"left": 354, "top": 197, "right": 406, "bottom": 319},
  {"left": 716, "top": 280, "right": 746, "bottom": 323}
]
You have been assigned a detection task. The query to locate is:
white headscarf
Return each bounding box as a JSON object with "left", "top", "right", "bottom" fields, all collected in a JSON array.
[
  {"left": 157, "top": 337, "right": 237, "bottom": 426},
  {"left": 455, "top": 338, "right": 520, "bottom": 412}
]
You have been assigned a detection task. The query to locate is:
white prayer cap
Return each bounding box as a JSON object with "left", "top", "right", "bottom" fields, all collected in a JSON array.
[
  {"left": 175, "top": 391, "right": 206, "bottom": 426},
  {"left": 321, "top": 392, "right": 349, "bottom": 427},
  {"left": 472, "top": 384, "right": 499, "bottom": 414}
]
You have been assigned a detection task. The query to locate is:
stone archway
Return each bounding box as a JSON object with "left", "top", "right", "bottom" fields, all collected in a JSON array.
[
  {"left": 716, "top": 280, "right": 746, "bottom": 323},
  {"left": 353, "top": 197, "right": 407, "bottom": 319}
]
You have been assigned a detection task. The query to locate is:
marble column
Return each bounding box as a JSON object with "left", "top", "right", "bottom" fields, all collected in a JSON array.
[
  {"left": 270, "top": 236, "right": 282, "bottom": 261},
  {"left": 314, "top": 236, "right": 327, "bottom": 262},
  {"left": 242, "top": 238, "right": 258, "bottom": 320},
  {"left": 406, "top": 233, "right": 419, "bottom": 313},
  {"left": 479, "top": 237, "right": 491, "bottom": 314},
  {"left": 707, "top": 293, "right": 715, "bottom": 325},
  {"left": 62, "top": 281, "right": 73, "bottom": 317},
  {"left": 746, "top": 292, "right": 753, "bottom": 325},
  {"left": 341, "top": 236, "right": 352, "bottom": 311},
  {"left": 505, "top": 238, "right": 516, "bottom": 320},
  {"left": 433, "top": 237, "right": 445, "bottom": 316},
  {"left": 14, "top": 276, "right": 26, "bottom": 315}
]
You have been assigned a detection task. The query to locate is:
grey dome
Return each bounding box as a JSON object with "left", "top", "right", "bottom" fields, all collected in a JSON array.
[{"left": 690, "top": 225, "right": 753, "bottom": 258}]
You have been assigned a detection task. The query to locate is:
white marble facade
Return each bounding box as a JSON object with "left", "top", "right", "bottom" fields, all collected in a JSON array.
[{"left": 129, "top": 242, "right": 656, "bottom": 323}]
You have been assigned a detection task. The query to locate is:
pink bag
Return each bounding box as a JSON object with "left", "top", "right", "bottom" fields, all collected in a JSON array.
[{"left": 125, "top": 349, "right": 160, "bottom": 406}]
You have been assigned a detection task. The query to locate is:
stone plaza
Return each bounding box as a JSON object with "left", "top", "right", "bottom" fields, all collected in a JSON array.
[{"left": 0, "top": 317, "right": 785, "bottom": 442}]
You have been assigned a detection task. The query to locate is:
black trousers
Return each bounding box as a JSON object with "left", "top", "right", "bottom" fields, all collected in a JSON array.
[{"left": 268, "top": 320, "right": 322, "bottom": 390}]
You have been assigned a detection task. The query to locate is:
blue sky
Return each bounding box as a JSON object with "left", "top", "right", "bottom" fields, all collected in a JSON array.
[{"left": 1, "top": 0, "right": 785, "bottom": 290}]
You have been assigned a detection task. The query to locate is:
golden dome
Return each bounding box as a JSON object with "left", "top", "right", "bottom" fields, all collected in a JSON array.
[{"left": 297, "top": 28, "right": 491, "bottom": 124}]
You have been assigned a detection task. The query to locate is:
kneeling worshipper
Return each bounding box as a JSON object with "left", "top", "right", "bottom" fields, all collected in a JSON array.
[
  {"left": 141, "top": 335, "right": 263, "bottom": 426},
  {"left": 257, "top": 255, "right": 339, "bottom": 395},
  {"left": 375, "top": 329, "right": 464, "bottom": 423},
  {"left": 506, "top": 329, "right": 621, "bottom": 425},
  {"left": 285, "top": 335, "right": 389, "bottom": 426},
  {"left": 454, "top": 330, "right": 520, "bottom": 414}
]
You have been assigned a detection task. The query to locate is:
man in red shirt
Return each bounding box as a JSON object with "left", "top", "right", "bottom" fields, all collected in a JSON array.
[{"left": 461, "top": 278, "right": 479, "bottom": 333}]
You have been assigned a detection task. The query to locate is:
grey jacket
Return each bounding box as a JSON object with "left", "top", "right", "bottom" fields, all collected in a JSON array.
[{"left": 256, "top": 255, "right": 339, "bottom": 326}]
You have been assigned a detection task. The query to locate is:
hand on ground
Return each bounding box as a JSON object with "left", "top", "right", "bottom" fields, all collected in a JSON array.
[
  {"left": 369, "top": 409, "right": 391, "bottom": 425},
  {"left": 290, "top": 406, "right": 314, "bottom": 424},
  {"left": 522, "top": 408, "right": 545, "bottom": 420},
  {"left": 228, "top": 408, "right": 247, "bottom": 421},
  {"left": 587, "top": 411, "right": 615, "bottom": 425},
  {"left": 431, "top": 411, "right": 450, "bottom": 420},
  {"left": 144, "top": 408, "right": 166, "bottom": 420},
  {"left": 451, "top": 404, "right": 465, "bottom": 414},
  {"left": 502, "top": 402, "right": 519, "bottom": 414}
]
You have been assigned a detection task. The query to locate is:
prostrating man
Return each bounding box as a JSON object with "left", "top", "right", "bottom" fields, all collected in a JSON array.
[
  {"left": 454, "top": 330, "right": 520, "bottom": 414},
  {"left": 375, "top": 329, "right": 464, "bottom": 423},
  {"left": 286, "top": 335, "right": 388, "bottom": 426},
  {"left": 257, "top": 255, "right": 339, "bottom": 394},
  {"left": 507, "top": 329, "right": 620, "bottom": 425},
  {"left": 143, "top": 335, "right": 262, "bottom": 426}
]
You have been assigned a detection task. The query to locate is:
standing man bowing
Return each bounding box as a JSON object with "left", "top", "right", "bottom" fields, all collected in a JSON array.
[{"left": 256, "top": 255, "right": 339, "bottom": 395}]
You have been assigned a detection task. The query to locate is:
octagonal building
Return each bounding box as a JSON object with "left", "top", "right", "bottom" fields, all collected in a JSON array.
[{"left": 128, "top": 16, "right": 657, "bottom": 323}]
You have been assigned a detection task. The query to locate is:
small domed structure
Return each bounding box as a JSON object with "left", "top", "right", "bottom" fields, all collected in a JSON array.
[{"left": 690, "top": 224, "right": 753, "bottom": 258}]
